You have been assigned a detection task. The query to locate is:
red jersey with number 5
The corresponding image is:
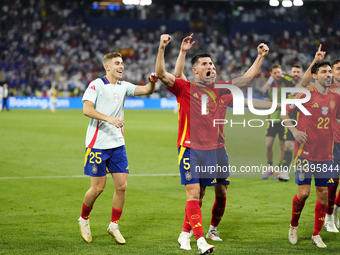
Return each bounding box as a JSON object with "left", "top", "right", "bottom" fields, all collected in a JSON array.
[
  {"left": 287, "top": 86, "right": 340, "bottom": 161},
  {"left": 168, "top": 78, "right": 231, "bottom": 150}
]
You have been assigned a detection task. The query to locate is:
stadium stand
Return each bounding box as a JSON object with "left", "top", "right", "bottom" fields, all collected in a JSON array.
[{"left": 1, "top": 0, "right": 340, "bottom": 98}]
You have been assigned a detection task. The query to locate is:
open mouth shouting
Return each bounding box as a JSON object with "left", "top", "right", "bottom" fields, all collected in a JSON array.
[{"left": 117, "top": 69, "right": 123, "bottom": 76}]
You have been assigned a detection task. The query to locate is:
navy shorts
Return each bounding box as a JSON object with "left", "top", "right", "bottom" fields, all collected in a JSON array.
[
  {"left": 294, "top": 156, "right": 335, "bottom": 186},
  {"left": 84, "top": 146, "right": 129, "bottom": 177},
  {"left": 178, "top": 146, "right": 230, "bottom": 186}
]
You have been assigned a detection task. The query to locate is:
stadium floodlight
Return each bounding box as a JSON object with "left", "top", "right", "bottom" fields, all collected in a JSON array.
[
  {"left": 293, "top": 0, "right": 303, "bottom": 6},
  {"left": 282, "top": 0, "right": 293, "bottom": 7},
  {"left": 140, "top": 0, "right": 152, "bottom": 5},
  {"left": 269, "top": 0, "right": 279, "bottom": 7}
]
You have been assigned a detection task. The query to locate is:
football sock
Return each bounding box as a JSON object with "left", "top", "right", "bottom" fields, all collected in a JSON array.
[
  {"left": 313, "top": 200, "right": 327, "bottom": 236},
  {"left": 183, "top": 199, "right": 203, "bottom": 232},
  {"left": 81, "top": 203, "right": 93, "bottom": 220},
  {"left": 185, "top": 200, "right": 204, "bottom": 240},
  {"left": 290, "top": 194, "right": 305, "bottom": 227},
  {"left": 182, "top": 211, "right": 192, "bottom": 233},
  {"left": 282, "top": 149, "right": 293, "bottom": 168},
  {"left": 211, "top": 195, "right": 226, "bottom": 227},
  {"left": 267, "top": 161, "right": 273, "bottom": 168},
  {"left": 111, "top": 207, "right": 123, "bottom": 224},
  {"left": 327, "top": 179, "right": 339, "bottom": 214}
]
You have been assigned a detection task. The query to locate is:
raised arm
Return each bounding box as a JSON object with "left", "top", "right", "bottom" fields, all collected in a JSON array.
[
  {"left": 83, "top": 100, "right": 125, "bottom": 128},
  {"left": 232, "top": 43, "right": 269, "bottom": 88},
  {"left": 262, "top": 77, "right": 274, "bottom": 93},
  {"left": 134, "top": 73, "right": 158, "bottom": 96},
  {"left": 174, "top": 33, "right": 195, "bottom": 81},
  {"left": 155, "top": 34, "right": 176, "bottom": 88},
  {"left": 296, "top": 44, "right": 326, "bottom": 88}
]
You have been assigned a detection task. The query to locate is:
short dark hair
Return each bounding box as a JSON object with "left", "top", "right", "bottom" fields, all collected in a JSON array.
[
  {"left": 270, "top": 64, "right": 282, "bottom": 72},
  {"left": 292, "top": 64, "right": 303, "bottom": 70},
  {"left": 311, "top": 60, "right": 331, "bottom": 74},
  {"left": 191, "top": 53, "right": 211, "bottom": 67},
  {"left": 331, "top": 58, "right": 340, "bottom": 67}
]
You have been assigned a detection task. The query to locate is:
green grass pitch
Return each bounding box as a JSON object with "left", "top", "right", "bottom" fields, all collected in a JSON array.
[{"left": 0, "top": 109, "right": 339, "bottom": 254}]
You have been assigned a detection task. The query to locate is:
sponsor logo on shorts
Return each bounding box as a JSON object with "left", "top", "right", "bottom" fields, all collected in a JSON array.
[
  {"left": 298, "top": 172, "right": 305, "bottom": 181},
  {"left": 185, "top": 171, "right": 192, "bottom": 181},
  {"left": 92, "top": 165, "right": 98, "bottom": 174}
]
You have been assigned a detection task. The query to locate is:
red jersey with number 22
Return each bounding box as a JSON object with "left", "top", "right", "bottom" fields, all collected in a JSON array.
[{"left": 287, "top": 86, "right": 340, "bottom": 161}]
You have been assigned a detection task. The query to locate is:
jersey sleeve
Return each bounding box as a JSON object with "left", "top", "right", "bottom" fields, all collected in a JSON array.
[
  {"left": 167, "top": 78, "right": 186, "bottom": 97},
  {"left": 125, "top": 81, "right": 137, "bottom": 97},
  {"left": 286, "top": 92, "right": 306, "bottom": 114},
  {"left": 82, "top": 80, "right": 98, "bottom": 104}
]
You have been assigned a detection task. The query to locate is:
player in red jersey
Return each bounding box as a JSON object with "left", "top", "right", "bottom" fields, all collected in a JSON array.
[
  {"left": 172, "top": 33, "right": 277, "bottom": 249},
  {"left": 292, "top": 47, "right": 340, "bottom": 232},
  {"left": 323, "top": 58, "right": 340, "bottom": 232},
  {"left": 281, "top": 60, "right": 340, "bottom": 248},
  {"left": 156, "top": 34, "right": 269, "bottom": 254}
]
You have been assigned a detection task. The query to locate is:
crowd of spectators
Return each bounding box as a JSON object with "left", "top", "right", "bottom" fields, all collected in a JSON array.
[{"left": 1, "top": 0, "right": 340, "bottom": 98}]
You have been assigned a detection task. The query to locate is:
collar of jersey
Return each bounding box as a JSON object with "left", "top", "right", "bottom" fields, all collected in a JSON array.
[{"left": 101, "top": 76, "right": 121, "bottom": 85}]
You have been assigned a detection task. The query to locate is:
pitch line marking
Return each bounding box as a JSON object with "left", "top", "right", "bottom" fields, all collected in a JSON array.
[{"left": 0, "top": 173, "right": 180, "bottom": 180}]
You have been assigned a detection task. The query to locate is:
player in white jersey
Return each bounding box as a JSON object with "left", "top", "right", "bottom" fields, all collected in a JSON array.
[{"left": 78, "top": 52, "right": 158, "bottom": 244}]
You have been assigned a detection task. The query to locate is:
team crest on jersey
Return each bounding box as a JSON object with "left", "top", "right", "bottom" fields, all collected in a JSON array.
[
  {"left": 92, "top": 165, "right": 98, "bottom": 174},
  {"left": 113, "top": 92, "right": 119, "bottom": 103},
  {"left": 185, "top": 171, "right": 192, "bottom": 181},
  {"left": 321, "top": 107, "right": 328, "bottom": 115},
  {"left": 298, "top": 171, "right": 305, "bottom": 181},
  {"left": 330, "top": 100, "right": 335, "bottom": 112}
]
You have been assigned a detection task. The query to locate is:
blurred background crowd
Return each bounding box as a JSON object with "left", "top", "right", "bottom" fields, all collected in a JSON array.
[{"left": 1, "top": 0, "right": 340, "bottom": 98}]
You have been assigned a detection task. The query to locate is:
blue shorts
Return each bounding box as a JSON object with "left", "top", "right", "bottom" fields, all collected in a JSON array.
[
  {"left": 84, "top": 146, "right": 129, "bottom": 177},
  {"left": 178, "top": 146, "right": 230, "bottom": 186},
  {"left": 294, "top": 156, "right": 335, "bottom": 186},
  {"left": 333, "top": 142, "right": 340, "bottom": 179}
]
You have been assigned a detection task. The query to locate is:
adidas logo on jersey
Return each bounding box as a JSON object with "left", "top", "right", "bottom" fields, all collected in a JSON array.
[
  {"left": 311, "top": 102, "right": 319, "bottom": 108},
  {"left": 193, "top": 93, "right": 199, "bottom": 98}
]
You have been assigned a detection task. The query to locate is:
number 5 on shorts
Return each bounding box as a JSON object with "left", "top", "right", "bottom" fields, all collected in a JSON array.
[{"left": 183, "top": 158, "right": 190, "bottom": 170}]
